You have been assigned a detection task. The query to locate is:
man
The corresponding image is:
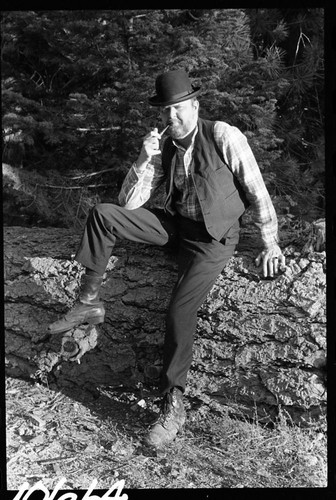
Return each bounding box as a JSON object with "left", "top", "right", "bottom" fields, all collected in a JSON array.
[{"left": 48, "top": 69, "right": 285, "bottom": 448}]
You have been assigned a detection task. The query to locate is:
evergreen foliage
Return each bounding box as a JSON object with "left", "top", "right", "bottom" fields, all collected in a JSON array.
[
  {"left": 247, "top": 8, "right": 324, "bottom": 216},
  {"left": 1, "top": 8, "right": 324, "bottom": 227}
]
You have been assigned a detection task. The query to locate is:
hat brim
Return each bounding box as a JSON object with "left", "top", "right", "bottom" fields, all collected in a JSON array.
[{"left": 148, "top": 86, "right": 201, "bottom": 107}]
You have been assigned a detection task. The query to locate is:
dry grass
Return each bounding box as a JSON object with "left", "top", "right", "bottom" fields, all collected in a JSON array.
[{"left": 5, "top": 376, "right": 327, "bottom": 490}]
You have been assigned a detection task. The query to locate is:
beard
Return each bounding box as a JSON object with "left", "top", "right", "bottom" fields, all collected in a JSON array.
[{"left": 168, "top": 121, "right": 193, "bottom": 140}]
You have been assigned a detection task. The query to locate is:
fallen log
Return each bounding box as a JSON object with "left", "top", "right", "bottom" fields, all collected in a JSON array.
[{"left": 4, "top": 216, "right": 326, "bottom": 426}]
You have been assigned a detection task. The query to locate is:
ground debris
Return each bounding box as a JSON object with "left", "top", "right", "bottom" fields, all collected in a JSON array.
[{"left": 5, "top": 376, "right": 327, "bottom": 489}]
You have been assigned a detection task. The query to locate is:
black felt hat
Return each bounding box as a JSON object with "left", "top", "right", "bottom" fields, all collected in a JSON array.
[{"left": 148, "top": 69, "right": 201, "bottom": 107}]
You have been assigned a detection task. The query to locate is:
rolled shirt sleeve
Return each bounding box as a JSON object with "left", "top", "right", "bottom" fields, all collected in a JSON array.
[{"left": 118, "top": 153, "right": 166, "bottom": 210}]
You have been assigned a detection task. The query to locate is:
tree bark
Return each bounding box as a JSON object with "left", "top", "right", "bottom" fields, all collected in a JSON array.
[{"left": 4, "top": 218, "right": 326, "bottom": 427}]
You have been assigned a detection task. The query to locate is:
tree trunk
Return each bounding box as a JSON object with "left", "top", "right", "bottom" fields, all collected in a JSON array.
[{"left": 4, "top": 218, "right": 326, "bottom": 427}]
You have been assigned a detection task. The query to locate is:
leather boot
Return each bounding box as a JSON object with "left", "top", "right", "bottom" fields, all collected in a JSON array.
[
  {"left": 145, "top": 387, "right": 186, "bottom": 448},
  {"left": 48, "top": 274, "right": 105, "bottom": 334}
]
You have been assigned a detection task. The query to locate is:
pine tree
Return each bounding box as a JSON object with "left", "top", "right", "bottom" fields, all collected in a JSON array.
[
  {"left": 2, "top": 9, "right": 324, "bottom": 226},
  {"left": 246, "top": 8, "right": 324, "bottom": 219}
]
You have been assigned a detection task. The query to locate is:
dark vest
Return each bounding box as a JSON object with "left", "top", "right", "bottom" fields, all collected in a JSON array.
[{"left": 161, "top": 118, "right": 249, "bottom": 241}]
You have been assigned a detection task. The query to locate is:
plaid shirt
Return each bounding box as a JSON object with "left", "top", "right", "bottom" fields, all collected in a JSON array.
[
  {"left": 119, "top": 121, "right": 279, "bottom": 249},
  {"left": 171, "top": 141, "right": 204, "bottom": 220}
]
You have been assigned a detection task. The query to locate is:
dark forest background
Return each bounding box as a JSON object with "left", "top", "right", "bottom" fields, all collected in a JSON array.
[{"left": 2, "top": 8, "right": 324, "bottom": 228}]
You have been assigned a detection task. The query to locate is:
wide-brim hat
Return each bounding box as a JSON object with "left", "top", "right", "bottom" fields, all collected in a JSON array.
[{"left": 148, "top": 69, "right": 201, "bottom": 107}]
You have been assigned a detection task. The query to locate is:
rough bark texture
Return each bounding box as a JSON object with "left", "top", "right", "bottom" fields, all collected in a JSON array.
[{"left": 4, "top": 218, "right": 326, "bottom": 427}]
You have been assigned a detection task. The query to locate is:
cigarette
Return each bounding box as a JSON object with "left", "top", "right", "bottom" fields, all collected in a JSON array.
[{"left": 158, "top": 125, "right": 169, "bottom": 138}]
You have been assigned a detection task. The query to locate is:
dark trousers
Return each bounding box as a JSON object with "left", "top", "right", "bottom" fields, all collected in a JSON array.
[{"left": 74, "top": 203, "right": 236, "bottom": 394}]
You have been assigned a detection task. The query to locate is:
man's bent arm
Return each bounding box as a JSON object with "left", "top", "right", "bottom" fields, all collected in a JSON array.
[
  {"left": 118, "top": 154, "right": 165, "bottom": 209},
  {"left": 214, "top": 122, "right": 279, "bottom": 250}
]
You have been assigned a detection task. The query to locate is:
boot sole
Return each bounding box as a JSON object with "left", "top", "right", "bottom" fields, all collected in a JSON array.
[
  {"left": 48, "top": 314, "right": 105, "bottom": 334},
  {"left": 87, "top": 314, "right": 105, "bottom": 325}
]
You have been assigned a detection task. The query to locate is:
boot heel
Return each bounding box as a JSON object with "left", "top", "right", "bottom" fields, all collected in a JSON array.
[{"left": 88, "top": 315, "right": 105, "bottom": 325}]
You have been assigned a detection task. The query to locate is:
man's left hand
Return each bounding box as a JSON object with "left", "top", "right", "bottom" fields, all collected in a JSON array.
[{"left": 255, "top": 245, "right": 286, "bottom": 278}]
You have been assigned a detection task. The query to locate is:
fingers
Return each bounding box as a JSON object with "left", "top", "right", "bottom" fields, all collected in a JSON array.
[
  {"left": 272, "top": 256, "right": 279, "bottom": 275},
  {"left": 266, "top": 254, "right": 282, "bottom": 277},
  {"left": 150, "top": 127, "right": 160, "bottom": 138},
  {"left": 269, "top": 256, "right": 286, "bottom": 277},
  {"left": 255, "top": 249, "right": 286, "bottom": 278},
  {"left": 279, "top": 254, "right": 286, "bottom": 270},
  {"left": 255, "top": 254, "right": 262, "bottom": 267},
  {"left": 271, "top": 257, "right": 280, "bottom": 276},
  {"left": 263, "top": 254, "right": 269, "bottom": 277},
  {"left": 255, "top": 251, "right": 269, "bottom": 277},
  {"left": 143, "top": 128, "right": 161, "bottom": 158}
]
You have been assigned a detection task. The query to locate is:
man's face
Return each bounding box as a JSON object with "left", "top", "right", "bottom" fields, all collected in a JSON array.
[{"left": 159, "top": 99, "right": 199, "bottom": 140}]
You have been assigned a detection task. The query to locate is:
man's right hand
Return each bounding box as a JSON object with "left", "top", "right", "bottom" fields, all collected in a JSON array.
[{"left": 135, "top": 128, "right": 162, "bottom": 172}]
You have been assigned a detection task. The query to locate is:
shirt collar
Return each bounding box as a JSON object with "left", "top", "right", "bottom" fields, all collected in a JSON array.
[{"left": 172, "top": 125, "right": 198, "bottom": 151}]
